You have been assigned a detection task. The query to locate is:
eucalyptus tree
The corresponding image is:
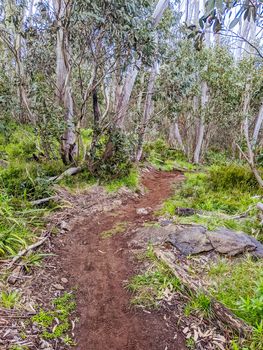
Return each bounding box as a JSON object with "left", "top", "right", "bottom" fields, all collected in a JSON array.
[
  {"left": 115, "top": 0, "right": 170, "bottom": 130},
  {"left": 0, "top": 0, "right": 35, "bottom": 124}
]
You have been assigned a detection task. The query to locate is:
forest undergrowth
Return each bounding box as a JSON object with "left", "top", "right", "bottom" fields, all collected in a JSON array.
[{"left": 1, "top": 125, "right": 263, "bottom": 350}]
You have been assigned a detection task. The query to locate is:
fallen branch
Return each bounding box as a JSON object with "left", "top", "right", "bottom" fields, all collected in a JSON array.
[
  {"left": 30, "top": 196, "right": 59, "bottom": 206},
  {"left": 8, "top": 234, "right": 50, "bottom": 270},
  {"left": 154, "top": 247, "right": 253, "bottom": 337},
  {"left": 49, "top": 166, "right": 82, "bottom": 182},
  {"left": 256, "top": 202, "right": 263, "bottom": 212}
]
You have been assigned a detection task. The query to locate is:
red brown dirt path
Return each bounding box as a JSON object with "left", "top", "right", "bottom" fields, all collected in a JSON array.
[{"left": 56, "top": 169, "right": 187, "bottom": 350}]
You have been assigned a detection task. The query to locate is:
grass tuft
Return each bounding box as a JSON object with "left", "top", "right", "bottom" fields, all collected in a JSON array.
[{"left": 105, "top": 168, "right": 139, "bottom": 192}]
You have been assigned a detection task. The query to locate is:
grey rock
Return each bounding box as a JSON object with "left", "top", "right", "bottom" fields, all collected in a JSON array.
[
  {"left": 136, "top": 207, "right": 151, "bottom": 215},
  {"left": 60, "top": 220, "right": 70, "bottom": 231},
  {"left": 175, "top": 207, "right": 197, "bottom": 217},
  {"left": 207, "top": 228, "right": 256, "bottom": 256},
  {"left": 130, "top": 226, "right": 171, "bottom": 247},
  {"left": 248, "top": 236, "right": 263, "bottom": 258},
  {"left": 131, "top": 223, "right": 263, "bottom": 258},
  {"left": 160, "top": 219, "right": 173, "bottom": 227},
  {"left": 167, "top": 225, "right": 213, "bottom": 255}
]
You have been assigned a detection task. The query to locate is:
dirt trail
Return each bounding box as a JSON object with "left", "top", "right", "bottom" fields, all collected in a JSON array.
[{"left": 56, "top": 169, "right": 187, "bottom": 350}]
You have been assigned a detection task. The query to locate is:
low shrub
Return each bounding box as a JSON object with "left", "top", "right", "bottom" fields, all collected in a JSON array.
[
  {"left": 2, "top": 127, "right": 38, "bottom": 161},
  {"left": 89, "top": 128, "right": 133, "bottom": 181},
  {"left": 144, "top": 139, "right": 194, "bottom": 171},
  {"left": 0, "top": 160, "right": 65, "bottom": 200},
  {"left": 208, "top": 164, "right": 259, "bottom": 192}
]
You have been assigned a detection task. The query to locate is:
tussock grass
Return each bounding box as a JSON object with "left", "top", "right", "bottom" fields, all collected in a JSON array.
[{"left": 0, "top": 290, "right": 21, "bottom": 309}]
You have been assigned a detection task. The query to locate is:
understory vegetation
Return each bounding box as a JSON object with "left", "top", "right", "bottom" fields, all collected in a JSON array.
[
  {"left": 162, "top": 163, "right": 262, "bottom": 239},
  {"left": 0, "top": 0, "right": 263, "bottom": 349},
  {"left": 127, "top": 246, "right": 182, "bottom": 308},
  {"left": 0, "top": 124, "right": 140, "bottom": 259}
]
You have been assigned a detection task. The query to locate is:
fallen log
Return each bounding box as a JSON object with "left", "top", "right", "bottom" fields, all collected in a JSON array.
[
  {"left": 49, "top": 166, "right": 82, "bottom": 182},
  {"left": 30, "top": 196, "right": 59, "bottom": 206},
  {"left": 8, "top": 234, "right": 50, "bottom": 270},
  {"left": 154, "top": 247, "right": 253, "bottom": 337}
]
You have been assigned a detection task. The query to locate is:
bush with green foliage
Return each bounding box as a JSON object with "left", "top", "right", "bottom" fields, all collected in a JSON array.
[
  {"left": 144, "top": 138, "right": 195, "bottom": 171},
  {"left": 0, "top": 160, "right": 66, "bottom": 200},
  {"left": 0, "top": 125, "right": 38, "bottom": 161},
  {"left": 208, "top": 164, "right": 259, "bottom": 192},
  {"left": 89, "top": 128, "right": 133, "bottom": 181}
]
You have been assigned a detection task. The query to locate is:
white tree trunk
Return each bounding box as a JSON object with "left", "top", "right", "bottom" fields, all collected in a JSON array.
[
  {"left": 193, "top": 81, "right": 208, "bottom": 164},
  {"left": 54, "top": 0, "right": 77, "bottom": 164},
  {"left": 115, "top": 60, "right": 141, "bottom": 128},
  {"left": 115, "top": 0, "right": 169, "bottom": 129},
  {"left": 136, "top": 61, "right": 158, "bottom": 161},
  {"left": 170, "top": 121, "right": 186, "bottom": 154},
  {"left": 241, "top": 83, "right": 263, "bottom": 188},
  {"left": 252, "top": 101, "right": 263, "bottom": 146}
]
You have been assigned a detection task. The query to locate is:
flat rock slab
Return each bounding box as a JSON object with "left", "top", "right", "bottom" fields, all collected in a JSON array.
[
  {"left": 167, "top": 225, "right": 213, "bottom": 255},
  {"left": 132, "top": 224, "right": 263, "bottom": 258},
  {"left": 207, "top": 228, "right": 256, "bottom": 256},
  {"left": 130, "top": 226, "right": 171, "bottom": 247}
]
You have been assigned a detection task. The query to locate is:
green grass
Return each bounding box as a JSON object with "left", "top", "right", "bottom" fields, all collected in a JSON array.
[
  {"left": 207, "top": 257, "right": 263, "bottom": 327},
  {"left": 127, "top": 246, "right": 181, "bottom": 308},
  {"left": 21, "top": 252, "right": 51, "bottom": 272},
  {"left": 207, "top": 257, "right": 263, "bottom": 349},
  {"left": 0, "top": 290, "right": 20, "bottom": 309},
  {"left": 184, "top": 292, "right": 212, "bottom": 317},
  {"left": 32, "top": 292, "right": 76, "bottom": 342},
  {"left": 60, "top": 166, "right": 139, "bottom": 193},
  {"left": 0, "top": 191, "right": 49, "bottom": 257},
  {"left": 161, "top": 166, "right": 262, "bottom": 238},
  {"left": 104, "top": 168, "right": 139, "bottom": 192},
  {"left": 159, "top": 164, "right": 263, "bottom": 349}
]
